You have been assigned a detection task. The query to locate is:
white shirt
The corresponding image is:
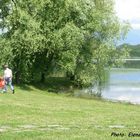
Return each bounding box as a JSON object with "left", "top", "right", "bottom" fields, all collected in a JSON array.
[{"left": 4, "top": 68, "right": 12, "bottom": 78}]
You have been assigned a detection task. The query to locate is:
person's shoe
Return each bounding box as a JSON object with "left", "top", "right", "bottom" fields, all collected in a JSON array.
[{"left": 12, "top": 89, "right": 15, "bottom": 94}]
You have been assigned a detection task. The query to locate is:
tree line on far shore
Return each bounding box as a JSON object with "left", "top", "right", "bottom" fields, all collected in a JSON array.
[{"left": 118, "top": 44, "right": 140, "bottom": 68}]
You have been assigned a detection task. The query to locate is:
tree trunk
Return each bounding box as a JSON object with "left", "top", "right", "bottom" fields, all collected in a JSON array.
[
  {"left": 15, "top": 71, "right": 21, "bottom": 84},
  {"left": 66, "top": 71, "right": 75, "bottom": 81},
  {"left": 40, "top": 72, "right": 45, "bottom": 83}
]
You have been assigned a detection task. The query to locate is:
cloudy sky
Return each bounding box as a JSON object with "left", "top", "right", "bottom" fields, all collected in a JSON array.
[{"left": 115, "top": 0, "right": 140, "bottom": 44}]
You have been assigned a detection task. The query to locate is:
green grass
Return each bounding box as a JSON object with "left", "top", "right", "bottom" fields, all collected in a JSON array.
[{"left": 0, "top": 86, "right": 139, "bottom": 140}]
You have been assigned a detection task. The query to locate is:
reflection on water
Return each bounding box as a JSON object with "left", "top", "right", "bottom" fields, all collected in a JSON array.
[{"left": 102, "top": 68, "right": 140, "bottom": 104}]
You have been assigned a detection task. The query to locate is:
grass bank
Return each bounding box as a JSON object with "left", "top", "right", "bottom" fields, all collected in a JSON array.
[{"left": 0, "top": 86, "right": 139, "bottom": 140}]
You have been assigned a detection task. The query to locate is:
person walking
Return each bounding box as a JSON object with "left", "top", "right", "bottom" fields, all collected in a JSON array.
[{"left": 3, "top": 64, "right": 15, "bottom": 94}]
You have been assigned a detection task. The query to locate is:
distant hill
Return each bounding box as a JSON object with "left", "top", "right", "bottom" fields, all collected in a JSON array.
[
  {"left": 118, "top": 44, "right": 140, "bottom": 68},
  {"left": 119, "top": 44, "right": 140, "bottom": 58},
  {"left": 119, "top": 29, "right": 140, "bottom": 45}
]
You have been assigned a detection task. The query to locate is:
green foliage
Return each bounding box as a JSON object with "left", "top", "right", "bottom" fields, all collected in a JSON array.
[{"left": 0, "top": 0, "right": 130, "bottom": 87}]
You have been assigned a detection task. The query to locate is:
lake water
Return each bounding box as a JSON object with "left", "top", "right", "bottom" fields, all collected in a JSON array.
[{"left": 102, "top": 68, "right": 140, "bottom": 104}]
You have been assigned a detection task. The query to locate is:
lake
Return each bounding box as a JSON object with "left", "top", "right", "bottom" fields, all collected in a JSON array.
[{"left": 102, "top": 68, "right": 140, "bottom": 104}]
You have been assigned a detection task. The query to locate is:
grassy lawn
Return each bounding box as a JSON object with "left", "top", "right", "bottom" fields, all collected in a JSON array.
[{"left": 0, "top": 86, "right": 139, "bottom": 140}]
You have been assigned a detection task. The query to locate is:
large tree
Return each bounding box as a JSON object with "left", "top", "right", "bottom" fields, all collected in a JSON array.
[{"left": 0, "top": 0, "right": 129, "bottom": 87}]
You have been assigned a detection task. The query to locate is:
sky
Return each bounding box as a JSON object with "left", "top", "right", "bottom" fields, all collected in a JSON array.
[{"left": 115, "top": 0, "right": 140, "bottom": 45}]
